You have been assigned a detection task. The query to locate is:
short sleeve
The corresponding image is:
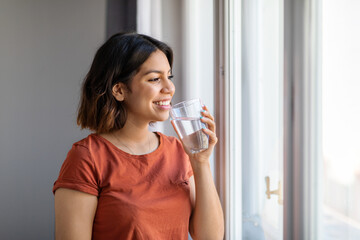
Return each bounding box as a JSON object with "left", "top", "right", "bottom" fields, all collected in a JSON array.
[{"left": 53, "top": 143, "right": 99, "bottom": 196}]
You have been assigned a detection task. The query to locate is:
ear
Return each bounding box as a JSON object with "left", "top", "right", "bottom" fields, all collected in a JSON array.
[{"left": 112, "top": 83, "right": 127, "bottom": 101}]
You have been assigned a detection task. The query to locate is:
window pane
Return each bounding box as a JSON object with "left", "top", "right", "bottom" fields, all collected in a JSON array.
[
  {"left": 241, "top": 0, "right": 283, "bottom": 239},
  {"left": 322, "top": 1, "right": 360, "bottom": 239}
]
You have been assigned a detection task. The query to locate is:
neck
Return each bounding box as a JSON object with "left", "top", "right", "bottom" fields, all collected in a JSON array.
[
  {"left": 101, "top": 119, "right": 158, "bottom": 155},
  {"left": 115, "top": 118, "right": 152, "bottom": 143}
]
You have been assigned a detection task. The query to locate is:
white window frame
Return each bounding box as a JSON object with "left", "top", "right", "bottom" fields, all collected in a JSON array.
[
  {"left": 215, "top": 0, "right": 322, "bottom": 239},
  {"left": 215, "top": 0, "right": 242, "bottom": 239}
]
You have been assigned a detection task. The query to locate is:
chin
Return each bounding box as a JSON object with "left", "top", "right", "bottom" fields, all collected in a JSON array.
[{"left": 155, "top": 114, "right": 170, "bottom": 122}]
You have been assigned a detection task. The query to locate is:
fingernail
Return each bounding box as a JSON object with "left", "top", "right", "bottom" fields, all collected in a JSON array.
[{"left": 200, "top": 116, "right": 204, "bottom": 119}]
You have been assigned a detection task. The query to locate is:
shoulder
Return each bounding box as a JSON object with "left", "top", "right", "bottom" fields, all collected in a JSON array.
[
  {"left": 64, "top": 134, "right": 105, "bottom": 165},
  {"left": 59, "top": 134, "right": 104, "bottom": 179},
  {"left": 69, "top": 133, "right": 107, "bottom": 155},
  {"left": 63, "top": 135, "right": 94, "bottom": 163},
  {"left": 72, "top": 133, "right": 97, "bottom": 148}
]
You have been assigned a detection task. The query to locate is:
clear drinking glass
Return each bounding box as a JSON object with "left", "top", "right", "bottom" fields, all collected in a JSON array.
[{"left": 170, "top": 99, "right": 209, "bottom": 153}]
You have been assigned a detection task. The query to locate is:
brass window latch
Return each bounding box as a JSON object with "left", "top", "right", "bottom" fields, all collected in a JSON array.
[{"left": 265, "top": 176, "right": 283, "bottom": 205}]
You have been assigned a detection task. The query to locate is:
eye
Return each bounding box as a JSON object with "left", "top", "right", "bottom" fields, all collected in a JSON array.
[
  {"left": 168, "top": 75, "right": 174, "bottom": 81},
  {"left": 148, "top": 77, "right": 160, "bottom": 82}
]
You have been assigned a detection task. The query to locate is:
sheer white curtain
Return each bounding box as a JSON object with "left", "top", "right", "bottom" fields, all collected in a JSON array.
[
  {"left": 137, "top": 0, "right": 214, "bottom": 139},
  {"left": 137, "top": 0, "right": 162, "bottom": 39}
]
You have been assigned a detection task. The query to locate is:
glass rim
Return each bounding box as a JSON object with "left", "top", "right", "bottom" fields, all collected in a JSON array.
[{"left": 171, "top": 98, "right": 203, "bottom": 110}]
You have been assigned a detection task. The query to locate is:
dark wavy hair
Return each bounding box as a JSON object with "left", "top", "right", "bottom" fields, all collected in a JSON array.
[{"left": 77, "top": 32, "right": 173, "bottom": 133}]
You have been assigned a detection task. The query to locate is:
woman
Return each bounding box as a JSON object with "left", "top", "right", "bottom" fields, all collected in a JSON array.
[{"left": 53, "top": 32, "right": 224, "bottom": 240}]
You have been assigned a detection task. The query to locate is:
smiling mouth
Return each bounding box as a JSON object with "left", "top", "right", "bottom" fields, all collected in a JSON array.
[{"left": 153, "top": 100, "right": 171, "bottom": 106}]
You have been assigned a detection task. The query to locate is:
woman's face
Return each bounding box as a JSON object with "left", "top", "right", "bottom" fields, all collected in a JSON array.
[{"left": 123, "top": 50, "right": 175, "bottom": 124}]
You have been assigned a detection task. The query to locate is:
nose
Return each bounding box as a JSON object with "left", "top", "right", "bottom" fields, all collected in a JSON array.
[{"left": 161, "top": 78, "right": 175, "bottom": 95}]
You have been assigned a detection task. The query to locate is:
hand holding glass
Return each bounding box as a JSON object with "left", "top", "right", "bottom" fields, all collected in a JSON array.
[{"left": 170, "top": 99, "right": 209, "bottom": 153}]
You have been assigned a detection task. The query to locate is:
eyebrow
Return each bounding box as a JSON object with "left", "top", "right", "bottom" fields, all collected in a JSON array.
[{"left": 143, "top": 69, "right": 172, "bottom": 75}]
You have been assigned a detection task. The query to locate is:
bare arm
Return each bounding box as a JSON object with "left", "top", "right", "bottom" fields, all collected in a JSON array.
[
  {"left": 185, "top": 106, "right": 224, "bottom": 240},
  {"left": 54, "top": 188, "right": 98, "bottom": 240},
  {"left": 188, "top": 165, "right": 224, "bottom": 240}
]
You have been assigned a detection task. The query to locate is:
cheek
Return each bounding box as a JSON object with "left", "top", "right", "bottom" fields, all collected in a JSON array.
[{"left": 138, "top": 88, "right": 159, "bottom": 104}]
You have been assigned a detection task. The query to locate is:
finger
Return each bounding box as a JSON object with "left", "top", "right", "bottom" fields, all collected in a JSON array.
[
  {"left": 202, "top": 104, "right": 209, "bottom": 111},
  {"left": 200, "top": 117, "right": 216, "bottom": 132},
  {"left": 202, "top": 127, "right": 218, "bottom": 145},
  {"left": 201, "top": 110, "right": 214, "bottom": 121}
]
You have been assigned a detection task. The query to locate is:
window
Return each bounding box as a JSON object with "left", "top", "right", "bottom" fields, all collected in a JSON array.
[
  {"left": 216, "top": 0, "right": 284, "bottom": 239},
  {"left": 322, "top": 1, "right": 360, "bottom": 239},
  {"left": 217, "top": 0, "right": 322, "bottom": 239}
]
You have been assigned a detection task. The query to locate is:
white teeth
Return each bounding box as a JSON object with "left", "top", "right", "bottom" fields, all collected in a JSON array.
[{"left": 154, "top": 100, "right": 170, "bottom": 106}]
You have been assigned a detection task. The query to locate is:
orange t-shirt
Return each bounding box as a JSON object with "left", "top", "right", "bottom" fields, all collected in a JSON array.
[{"left": 53, "top": 132, "right": 193, "bottom": 240}]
